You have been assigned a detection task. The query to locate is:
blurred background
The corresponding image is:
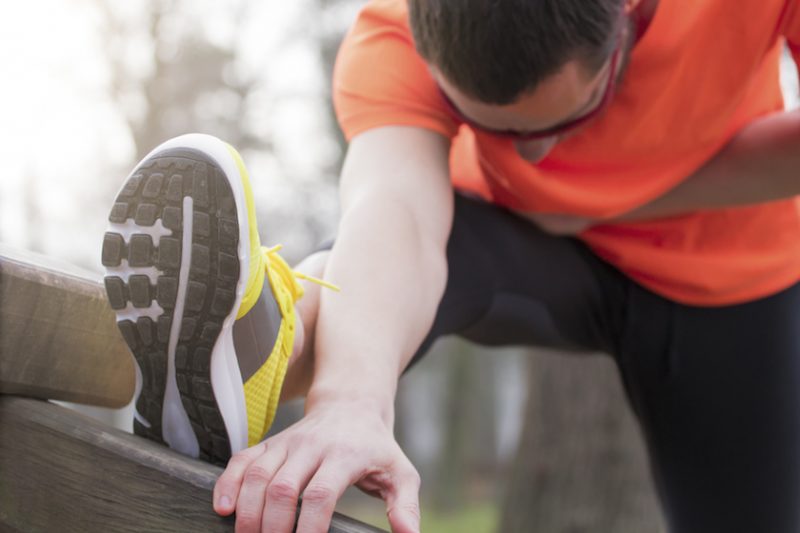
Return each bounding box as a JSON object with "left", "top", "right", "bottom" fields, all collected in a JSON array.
[{"left": 1, "top": 1, "right": 798, "bottom": 532}]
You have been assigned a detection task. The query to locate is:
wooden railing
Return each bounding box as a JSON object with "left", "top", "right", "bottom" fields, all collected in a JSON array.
[{"left": 0, "top": 245, "right": 385, "bottom": 533}]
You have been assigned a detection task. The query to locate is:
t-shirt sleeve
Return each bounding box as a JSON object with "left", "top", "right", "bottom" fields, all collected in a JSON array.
[{"left": 332, "top": 0, "right": 459, "bottom": 142}]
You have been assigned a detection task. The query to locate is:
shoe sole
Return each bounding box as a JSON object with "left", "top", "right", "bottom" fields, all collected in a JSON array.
[{"left": 102, "top": 135, "right": 250, "bottom": 465}]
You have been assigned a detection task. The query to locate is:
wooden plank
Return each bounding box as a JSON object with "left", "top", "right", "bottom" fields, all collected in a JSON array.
[
  {"left": 0, "top": 245, "right": 134, "bottom": 407},
  {"left": 0, "top": 396, "right": 386, "bottom": 533}
]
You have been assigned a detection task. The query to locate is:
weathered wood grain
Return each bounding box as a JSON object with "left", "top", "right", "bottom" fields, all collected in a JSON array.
[
  {"left": 0, "top": 245, "right": 134, "bottom": 407},
  {"left": 0, "top": 396, "right": 386, "bottom": 533}
]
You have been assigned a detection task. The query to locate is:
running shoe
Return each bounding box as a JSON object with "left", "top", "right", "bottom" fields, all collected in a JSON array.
[{"left": 101, "top": 134, "right": 333, "bottom": 465}]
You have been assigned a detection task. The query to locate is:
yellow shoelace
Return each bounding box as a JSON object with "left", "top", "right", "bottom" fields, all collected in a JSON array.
[
  {"left": 243, "top": 245, "right": 340, "bottom": 446},
  {"left": 261, "top": 245, "right": 340, "bottom": 301}
]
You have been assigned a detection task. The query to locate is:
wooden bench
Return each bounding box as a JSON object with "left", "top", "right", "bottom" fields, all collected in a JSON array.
[{"left": 0, "top": 245, "right": 385, "bottom": 532}]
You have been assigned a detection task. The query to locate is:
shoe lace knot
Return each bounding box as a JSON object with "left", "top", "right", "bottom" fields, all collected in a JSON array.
[{"left": 262, "top": 245, "right": 340, "bottom": 303}]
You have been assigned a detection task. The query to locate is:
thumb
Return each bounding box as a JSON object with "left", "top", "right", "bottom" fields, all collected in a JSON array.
[{"left": 385, "top": 471, "right": 421, "bottom": 533}]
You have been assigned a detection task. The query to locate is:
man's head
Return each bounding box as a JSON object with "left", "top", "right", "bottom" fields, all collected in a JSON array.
[{"left": 408, "top": 0, "right": 636, "bottom": 163}]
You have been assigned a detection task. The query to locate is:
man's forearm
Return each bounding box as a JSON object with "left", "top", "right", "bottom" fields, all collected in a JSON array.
[
  {"left": 620, "top": 110, "right": 800, "bottom": 221},
  {"left": 304, "top": 197, "right": 450, "bottom": 425}
]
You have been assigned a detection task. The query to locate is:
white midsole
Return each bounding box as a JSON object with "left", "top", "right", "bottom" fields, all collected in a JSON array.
[
  {"left": 132, "top": 359, "right": 149, "bottom": 428},
  {"left": 161, "top": 195, "right": 199, "bottom": 456},
  {"left": 108, "top": 219, "right": 171, "bottom": 246},
  {"left": 107, "top": 133, "right": 250, "bottom": 457},
  {"left": 113, "top": 300, "right": 165, "bottom": 323},
  {"left": 152, "top": 133, "right": 250, "bottom": 456}
]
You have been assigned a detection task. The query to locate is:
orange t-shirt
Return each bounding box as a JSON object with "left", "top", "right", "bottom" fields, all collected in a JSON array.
[{"left": 333, "top": 0, "right": 800, "bottom": 306}]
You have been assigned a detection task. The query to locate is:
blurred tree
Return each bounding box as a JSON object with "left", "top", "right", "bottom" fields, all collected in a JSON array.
[
  {"left": 433, "top": 343, "right": 504, "bottom": 510},
  {"left": 317, "top": 0, "right": 362, "bottom": 164},
  {"left": 91, "top": 0, "right": 351, "bottom": 260},
  {"left": 498, "top": 351, "right": 665, "bottom": 533},
  {"left": 98, "top": 0, "right": 266, "bottom": 159},
  {"left": 432, "top": 346, "right": 471, "bottom": 511}
]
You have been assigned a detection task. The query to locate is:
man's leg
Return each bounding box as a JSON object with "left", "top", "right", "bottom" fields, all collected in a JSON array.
[
  {"left": 409, "top": 193, "right": 629, "bottom": 362},
  {"left": 280, "top": 250, "right": 329, "bottom": 401},
  {"left": 617, "top": 280, "right": 800, "bottom": 532},
  {"left": 279, "top": 192, "right": 630, "bottom": 401}
]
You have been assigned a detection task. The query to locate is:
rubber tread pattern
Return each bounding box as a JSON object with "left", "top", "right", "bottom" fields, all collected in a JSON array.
[{"left": 103, "top": 148, "right": 240, "bottom": 465}]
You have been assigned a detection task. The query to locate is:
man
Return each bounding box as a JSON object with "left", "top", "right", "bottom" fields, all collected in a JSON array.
[{"left": 101, "top": 0, "right": 800, "bottom": 531}]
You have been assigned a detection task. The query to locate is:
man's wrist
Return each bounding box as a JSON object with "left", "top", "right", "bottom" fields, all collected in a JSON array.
[{"left": 305, "top": 382, "right": 397, "bottom": 427}]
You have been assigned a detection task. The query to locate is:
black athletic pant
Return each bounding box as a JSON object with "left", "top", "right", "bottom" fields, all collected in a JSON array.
[{"left": 409, "top": 193, "right": 800, "bottom": 533}]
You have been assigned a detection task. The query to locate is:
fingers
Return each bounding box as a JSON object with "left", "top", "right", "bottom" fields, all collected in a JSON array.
[
  {"left": 293, "top": 461, "right": 354, "bottom": 533},
  {"left": 295, "top": 454, "right": 421, "bottom": 533},
  {"left": 261, "top": 453, "right": 321, "bottom": 533},
  {"left": 213, "top": 415, "right": 423, "bottom": 533},
  {"left": 214, "top": 441, "right": 268, "bottom": 516},
  {"left": 385, "top": 463, "right": 422, "bottom": 533},
  {"left": 234, "top": 446, "right": 292, "bottom": 533},
  {"left": 214, "top": 439, "right": 321, "bottom": 533}
]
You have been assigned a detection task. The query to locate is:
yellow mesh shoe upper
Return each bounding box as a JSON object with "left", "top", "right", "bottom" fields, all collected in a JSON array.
[
  {"left": 225, "top": 143, "right": 265, "bottom": 321},
  {"left": 224, "top": 142, "right": 339, "bottom": 446},
  {"left": 242, "top": 246, "right": 340, "bottom": 447}
]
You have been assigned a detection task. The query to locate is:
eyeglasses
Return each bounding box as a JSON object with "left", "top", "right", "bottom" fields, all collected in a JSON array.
[{"left": 437, "top": 34, "right": 624, "bottom": 141}]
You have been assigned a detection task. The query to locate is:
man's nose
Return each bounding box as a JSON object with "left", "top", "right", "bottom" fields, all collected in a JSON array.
[{"left": 514, "top": 136, "right": 559, "bottom": 163}]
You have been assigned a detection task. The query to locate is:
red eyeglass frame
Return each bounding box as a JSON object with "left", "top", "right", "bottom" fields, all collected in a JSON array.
[{"left": 437, "top": 30, "right": 625, "bottom": 141}]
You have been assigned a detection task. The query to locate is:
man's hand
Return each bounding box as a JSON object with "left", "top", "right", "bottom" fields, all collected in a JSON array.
[{"left": 213, "top": 401, "right": 421, "bottom": 533}]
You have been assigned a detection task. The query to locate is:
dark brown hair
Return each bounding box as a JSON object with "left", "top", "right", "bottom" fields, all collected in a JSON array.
[{"left": 408, "top": 0, "right": 625, "bottom": 104}]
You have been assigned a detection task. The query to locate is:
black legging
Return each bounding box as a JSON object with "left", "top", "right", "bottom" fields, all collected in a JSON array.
[{"left": 409, "top": 194, "right": 800, "bottom": 533}]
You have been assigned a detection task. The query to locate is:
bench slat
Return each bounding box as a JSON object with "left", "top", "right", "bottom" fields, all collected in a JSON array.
[
  {"left": 0, "top": 245, "right": 134, "bottom": 407},
  {"left": 0, "top": 396, "right": 386, "bottom": 532}
]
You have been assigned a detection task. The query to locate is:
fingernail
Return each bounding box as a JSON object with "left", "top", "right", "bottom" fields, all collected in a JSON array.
[{"left": 219, "top": 495, "right": 231, "bottom": 509}]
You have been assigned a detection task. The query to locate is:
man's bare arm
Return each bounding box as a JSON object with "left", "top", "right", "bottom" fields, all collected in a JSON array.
[
  {"left": 526, "top": 110, "right": 800, "bottom": 235},
  {"left": 620, "top": 110, "right": 800, "bottom": 220},
  {"left": 214, "top": 126, "right": 453, "bottom": 533},
  {"left": 308, "top": 125, "right": 454, "bottom": 419}
]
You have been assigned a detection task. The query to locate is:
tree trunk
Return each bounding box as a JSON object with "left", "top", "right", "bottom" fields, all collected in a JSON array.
[{"left": 499, "top": 350, "right": 666, "bottom": 533}]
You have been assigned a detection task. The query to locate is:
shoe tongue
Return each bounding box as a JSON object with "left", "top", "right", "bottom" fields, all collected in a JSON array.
[{"left": 233, "top": 286, "right": 282, "bottom": 382}]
